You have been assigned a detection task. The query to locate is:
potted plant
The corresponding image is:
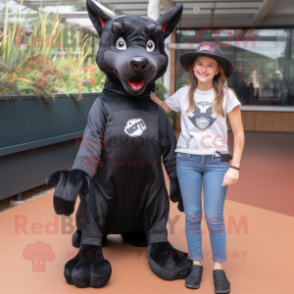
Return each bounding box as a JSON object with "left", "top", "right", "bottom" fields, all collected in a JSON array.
[
  {"left": 154, "top": 80, "right": 177, "bottom": 128},
  {"left": 0, "top": 1, "right": 104, "bottom": 201}
]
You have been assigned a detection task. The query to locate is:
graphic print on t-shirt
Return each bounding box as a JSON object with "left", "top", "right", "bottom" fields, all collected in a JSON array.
[
  {"left": 124, "top": 118, "right": 147, "bottom": 137},
  {"left": 187, "top": 101, "right": 217, "bottom": 130}
]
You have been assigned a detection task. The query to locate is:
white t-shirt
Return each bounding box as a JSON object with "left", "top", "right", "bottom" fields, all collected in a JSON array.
[{"left": 165, "top": 86, "right": 241, "bottom": 155}]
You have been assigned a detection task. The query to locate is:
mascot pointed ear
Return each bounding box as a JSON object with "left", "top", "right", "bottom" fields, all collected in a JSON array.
[
  {"left": 157, "top": 3, "right": 183, "bottom": 39},
  {"left": 86, "top": 0, "right": 112, "bottom": 37}
]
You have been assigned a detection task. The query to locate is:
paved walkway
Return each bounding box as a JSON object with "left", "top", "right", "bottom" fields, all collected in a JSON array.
[{"left": 0, "top": 131, "right": 293, "bottom": 294}]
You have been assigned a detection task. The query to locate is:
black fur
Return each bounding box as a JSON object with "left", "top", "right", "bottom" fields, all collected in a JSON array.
[
  {"left": 64, "top": 245, "right": 112, "bottom": 288},
  {"left": 46, "top": 1, "right": 190, "bottom": 288},
  {"left": 170, "top": 177, "right": 184, "bottom": 212},
  {"left": 87, "top": 0, "right": 183, "bottom": 97},
  {"left": 47, "top": 169, "right": 90, "bottom": 216}
]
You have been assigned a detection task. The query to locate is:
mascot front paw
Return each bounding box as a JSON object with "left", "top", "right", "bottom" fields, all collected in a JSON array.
[
  {"left": 72, "top": 230, "right": 82, "bottom": 248},
  {"left": 169, "top": 177, "right": 184, "bottom": 212},
  {"left": 46, "top": 169, "right": 90, "bottom": 216},
  {"left": 148, "top": 241, "right": 191, "bottom": 280},
  {"left": 64, "top": 245, "right": 112, "bottom": 288}
]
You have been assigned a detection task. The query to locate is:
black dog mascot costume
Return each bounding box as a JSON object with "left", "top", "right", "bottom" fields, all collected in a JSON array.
[{"left": 46, "top": 0, "right": 191, "bottom": 288}]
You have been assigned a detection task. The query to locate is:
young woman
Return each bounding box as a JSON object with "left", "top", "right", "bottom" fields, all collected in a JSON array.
[{"left": 151, "top": 42, "right": 244, "bottom": 293}]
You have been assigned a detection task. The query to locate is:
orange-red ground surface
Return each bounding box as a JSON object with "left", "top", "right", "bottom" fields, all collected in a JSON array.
[{"left": 0, "top": 131, "right": 293, "bottom": 294}]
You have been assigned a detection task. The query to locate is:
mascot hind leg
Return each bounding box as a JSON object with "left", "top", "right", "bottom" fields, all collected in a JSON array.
[
  {"left": 145, "top": 183, "right": 191, "bottom": 280},
  {"left": 72, "top": 201, "right": 86, "bottom": 248},
  {"left": 121, "top": 231, "right": 192, "bottom": 280},
  {"left": 65, "top": 199, "right": 112, "bottom": 288},
  {"left": 64, "top": 244, "right": 111, "bottom": 288},
  {"left": 73, "top": 201, "right": 107, "bottom": 248},
  {"left": 121, "top": 232, "right": 192, "bottom": 280},
  {"left": 148, "top": 242, "right": 192, "bottom": 280}
]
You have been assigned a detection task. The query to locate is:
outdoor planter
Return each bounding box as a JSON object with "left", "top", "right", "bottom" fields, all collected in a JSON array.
[{"left": 0, "top": 93, "right": 100, "bottom": 201}]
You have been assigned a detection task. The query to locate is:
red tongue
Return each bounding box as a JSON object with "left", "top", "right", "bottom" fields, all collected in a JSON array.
[{"left": 127, "top": 80, "right": 144, "bottom": 90}]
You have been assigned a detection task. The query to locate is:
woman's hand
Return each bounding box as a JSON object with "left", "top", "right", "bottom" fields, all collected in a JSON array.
[{"left": 222, "top": 168, "right": 239, "bottom": 186}]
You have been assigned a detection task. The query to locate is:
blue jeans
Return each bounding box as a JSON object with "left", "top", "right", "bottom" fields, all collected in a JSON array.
[{"left": 176, "top": 152, "right": 229, "bottom": 262}]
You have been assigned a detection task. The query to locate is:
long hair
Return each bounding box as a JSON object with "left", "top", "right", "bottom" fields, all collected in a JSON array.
[{"left": 185, "top": 57, "right": 234, "bottom": 118}]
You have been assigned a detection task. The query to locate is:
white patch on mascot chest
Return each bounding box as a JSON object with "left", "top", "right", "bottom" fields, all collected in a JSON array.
[{"left": 124, "top": 118, "right": 147, "bottom": 137}]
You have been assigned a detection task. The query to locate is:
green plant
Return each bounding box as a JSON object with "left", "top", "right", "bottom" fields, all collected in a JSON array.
[
  {"left": 0, "top": 0, "right": 106, "bottom": 100},
  {"left": 54, "top": 32, "right": 106, "bottom": 97},
  {"left": 155, "top": 80, "right": 176, "bottom": 126},
  {"left": 155, "top": 80, "right": 167, "bottom": 101},
  {"left": 0, "top": 62, "right": 21, "bottom": 97},
  {"left": 0, "top": 0, "right": 62, "bottom": 99}
]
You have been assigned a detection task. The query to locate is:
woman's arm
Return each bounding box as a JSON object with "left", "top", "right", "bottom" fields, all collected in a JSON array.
[
  {"left": 227, "top": 105, "right": 244, "bottom": 168},
  {"left": 150, "top": 91, "right": 174, "bottom": 113},
  {"left": 222, "top": 105, "right": 245, "bottom": 186}
]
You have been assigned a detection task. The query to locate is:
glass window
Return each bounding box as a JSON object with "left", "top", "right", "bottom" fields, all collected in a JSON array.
[
  {"left": 175, "top": 27, "right": 294, "bottom": 106},
  {"left": 0, "top": 0, "right": 105, "bottom": 99}
]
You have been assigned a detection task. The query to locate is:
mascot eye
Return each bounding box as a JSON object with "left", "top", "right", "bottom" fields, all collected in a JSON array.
[
  {"left": 116, "top": 37, "right": 127, "bottom": 50},
  {"left": 146, "top": 40, "right": 155, "bottom": 52}
]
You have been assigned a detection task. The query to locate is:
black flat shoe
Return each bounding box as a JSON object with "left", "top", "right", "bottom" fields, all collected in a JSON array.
[
  {"left": 213, "top": 269, "right": 231, "bottom": 293},
  {"left": 184, "top": 264, "right": 203, "bottom": 289}
]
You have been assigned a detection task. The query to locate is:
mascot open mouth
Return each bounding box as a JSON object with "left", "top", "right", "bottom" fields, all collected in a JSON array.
[{"left": 127, "top": 80, "right": 145, "bottom": 91}]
